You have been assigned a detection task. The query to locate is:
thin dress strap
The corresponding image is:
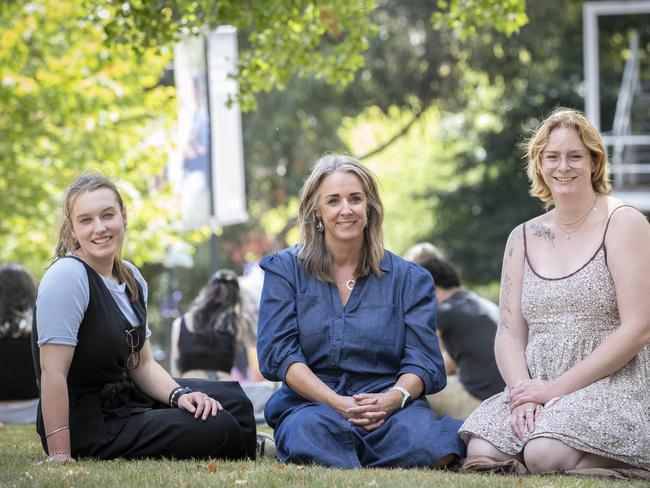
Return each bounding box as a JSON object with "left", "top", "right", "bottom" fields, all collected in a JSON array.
[
  {"left": 522, "top": 223, "right": 528, "bottom": 253},
  {"left": 602, "top": 204, "right": 635, "bottom": 264}
]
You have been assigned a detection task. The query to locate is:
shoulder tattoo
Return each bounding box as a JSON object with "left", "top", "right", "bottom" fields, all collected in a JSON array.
[{"left": 529, "top": 223, "right": 555, "bottom": 247}]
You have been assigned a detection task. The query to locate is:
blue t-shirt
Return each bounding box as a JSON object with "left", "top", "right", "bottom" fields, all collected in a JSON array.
[{"left": 36, "top": 257, "right": 150, "bottom": 346}]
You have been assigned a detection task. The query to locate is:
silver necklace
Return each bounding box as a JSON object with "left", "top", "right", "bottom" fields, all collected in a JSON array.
[
  {"left": 553, "top": 194, "right": 598, "bottom": 240},
  {"left": 345, "top": 280, "right": 355, "bottom": 291}
]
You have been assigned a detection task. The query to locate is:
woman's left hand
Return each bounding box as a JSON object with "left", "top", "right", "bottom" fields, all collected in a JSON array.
[
  {"left": 345, "top": 392, "right": 402, "bottom": 432},
  {"left": 508, "top": 379, "right": 557, "bottom": 410},
  {"left": 178, "top": 391, "right": 223, "bottom": 420}
]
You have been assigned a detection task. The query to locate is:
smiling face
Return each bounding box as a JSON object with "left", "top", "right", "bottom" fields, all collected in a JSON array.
[
  {"left": 70, "top": 188, "right": 126, "bottom": 271},
  {"left": 315, "top": 170, "right": 368, "bottom": 249},
  {"left": 541, "top": 127, "right": 595, "bottom": 198}
]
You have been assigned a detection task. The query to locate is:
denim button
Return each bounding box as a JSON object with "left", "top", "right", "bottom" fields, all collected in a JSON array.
[{"left": 337, "top": 313, "right": 342, "bottom": 318}]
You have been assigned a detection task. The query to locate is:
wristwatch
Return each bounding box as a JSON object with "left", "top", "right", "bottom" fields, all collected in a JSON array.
[{"left": 389, "top": 386, "right": 411, "bottom": 409}]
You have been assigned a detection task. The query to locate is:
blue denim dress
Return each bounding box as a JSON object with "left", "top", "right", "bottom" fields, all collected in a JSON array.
[{"left": 257, "top": 247, "right": 465, "bottom": 467}]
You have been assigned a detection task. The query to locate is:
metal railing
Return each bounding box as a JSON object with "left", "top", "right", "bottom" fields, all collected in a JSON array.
[{"left": 602, "top": 30, "right": 650, "bottom": 189}]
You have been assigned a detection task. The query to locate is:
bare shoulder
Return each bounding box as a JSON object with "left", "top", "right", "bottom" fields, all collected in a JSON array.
[
  {"left": 605, "top": 198, "right": 650, "bottom": 261},
  {"left": 503, "top": 223, "right": 526, "bottom": 261},
  {"left": 605, "top": 197, "right": 650, "bottom": 233},
  {"left": 506, "top": 222, "right": 525, "bottom": 244}
]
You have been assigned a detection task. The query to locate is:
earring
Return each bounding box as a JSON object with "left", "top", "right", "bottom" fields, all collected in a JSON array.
[{"left": 316, "top": 219, "right": 324, "bottom": 233}]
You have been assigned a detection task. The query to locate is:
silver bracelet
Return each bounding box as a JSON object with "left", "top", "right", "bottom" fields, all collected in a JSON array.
[{"left": 45, "top": 425, "right": 69, "bottom": 438}]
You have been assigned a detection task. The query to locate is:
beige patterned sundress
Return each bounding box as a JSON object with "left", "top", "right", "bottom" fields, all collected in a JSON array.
[{"left": 459, "top": 209, "right": 650, "bottom": 470}]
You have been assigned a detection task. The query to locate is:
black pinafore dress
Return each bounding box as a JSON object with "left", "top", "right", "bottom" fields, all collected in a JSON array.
[
  {"left": 32, "top": 256, "right": 151, "bottom": 456},
  {"left": 32, "top": 256, "right": 257, "bottom": 459}
]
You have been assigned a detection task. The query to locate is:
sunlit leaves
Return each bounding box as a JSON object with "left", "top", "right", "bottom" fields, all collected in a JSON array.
[
  {"left": 0, "top": 0, "right": 176, "bottom": 277},
  {"left": 432, "top": 0, "right": 528, "bottom": 40},
  {"left": 81, "top": 0, "right": 377, "bottom": 110}
]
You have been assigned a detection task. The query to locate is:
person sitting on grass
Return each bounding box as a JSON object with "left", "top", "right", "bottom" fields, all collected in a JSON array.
[
  {"left": 460, "top": 107, "right": 650, "bottom": 475},
  {"left": 419, "top": 255, "right": 505, "bottom": 420},
  {"left": 0, "top": 263, "right": 40, "bottom": 424},
  {"left": 256, "top": 154, "right": 465, "bottom": 468},
  {"left": 32, "top": 174, "right": 258, "bottom": 464}
]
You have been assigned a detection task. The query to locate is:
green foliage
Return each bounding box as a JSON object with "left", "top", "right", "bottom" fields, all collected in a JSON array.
[
  {"left": 244, "top": 0, "right": 529, "bottom": 269},
  {"left": 82, "top": 0, "right": 377, "bottom": 110},
  {"left": 0, "top": 0, "right": 377, "bottom": 279},
  {"left": 0, "top": 0, "right": 181, "bottom": 278},
  {"left": 426, "top": 0, "right": 650, "bottom": 284},
  {"left": 432, "top": 0, "right": 528, "bottom": 39}
]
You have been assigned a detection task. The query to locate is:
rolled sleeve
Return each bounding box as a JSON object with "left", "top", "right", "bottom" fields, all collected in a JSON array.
[
  {"left": 257, "top": 251, "right": 307, "bottom": 382},
  {"left": 399, "top": 264, "right": 446, "bottom": 395}
]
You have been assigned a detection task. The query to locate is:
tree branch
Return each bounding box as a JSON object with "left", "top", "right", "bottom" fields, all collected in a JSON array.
[{"left": 355, "top": 103, "right": 430, "bottom": 160}]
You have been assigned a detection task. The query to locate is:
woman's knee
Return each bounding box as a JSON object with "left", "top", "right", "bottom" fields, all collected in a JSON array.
[
  {"left": 523, "top": 438, "right": 581, "bottom": 473},
  {"left": 466, "top": 436, "right": 514, "bottom": 462}
]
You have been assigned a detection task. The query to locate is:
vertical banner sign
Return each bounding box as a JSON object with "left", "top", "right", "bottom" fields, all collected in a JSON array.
[
  {"left": 207, "top": 27, "right": 248, "bottom": 226},
  {"left": 173, "top": 37, "right": 212, "bottom": 230},
  {"left": 172, "top": 27, "right": 248, "bottom": 230}
]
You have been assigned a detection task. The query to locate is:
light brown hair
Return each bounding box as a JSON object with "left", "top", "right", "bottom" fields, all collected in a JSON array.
[
  {"left": 524, "top": 107, "right": 611, "bottom": 208},
  {"left": 298, "top": 154, "right": 384, "bottom": 282},
  {"left": 54, "top": 174, "right": 138, "bottom": 299}
]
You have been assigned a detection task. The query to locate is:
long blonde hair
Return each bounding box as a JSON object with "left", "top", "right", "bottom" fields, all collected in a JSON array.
[
  {"left": 524, "top": 107, "right": 611, "bottom": 208},
  {"left": 298, "top": 154, "right": 384, "bottom": 282},
  {"left": 54, "top": 174, "right": 138, "bottom": 300}
]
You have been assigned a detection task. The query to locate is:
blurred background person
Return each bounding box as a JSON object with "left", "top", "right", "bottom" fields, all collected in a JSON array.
[
  {"left": 419, "top": 256, "right": 505, "bottom": 419},
  {"left": 0, "top": 263, "right": 39, "bottom": 424},
  {"left": 171, "top": 269, "right": 279, "bottom": 425},
  {"left": 170, "top": 269, "right": 245, "bottom": 381},
  {"left": 402, "top": 242, "right": 442, "bottom": 265}
]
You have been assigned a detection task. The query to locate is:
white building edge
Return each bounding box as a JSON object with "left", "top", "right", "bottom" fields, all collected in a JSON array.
[{"left": 583, "top": 1, "right": 650, "bottom": 212}]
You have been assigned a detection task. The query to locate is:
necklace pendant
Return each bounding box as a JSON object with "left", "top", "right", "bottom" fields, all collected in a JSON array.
[
  {"left": 566, "top": 234, "right": 570, "bottom": 240},
  {"left": 346, "top": 279, "right": 355, "bottom": 291}
]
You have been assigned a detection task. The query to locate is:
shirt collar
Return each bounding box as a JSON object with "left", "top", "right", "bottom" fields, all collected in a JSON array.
[{"left": 379, "top": 250, "right": 392, "bottom": 273}]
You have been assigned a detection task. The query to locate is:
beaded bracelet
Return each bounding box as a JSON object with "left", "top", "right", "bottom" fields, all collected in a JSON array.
[
  {"left": 169, "top": 386, "right": 192, "bottom": 408},
  {"left": 48, "top": 451, "right": 71, "bottom": 457}
]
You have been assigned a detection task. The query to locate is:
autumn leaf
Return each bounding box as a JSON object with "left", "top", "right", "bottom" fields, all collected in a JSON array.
[
  {"left": 208, "top": 461, "right": 218, "bottom": 473},
  {"left": 74, "top": 467, "right": 88, "bottom": 481}
]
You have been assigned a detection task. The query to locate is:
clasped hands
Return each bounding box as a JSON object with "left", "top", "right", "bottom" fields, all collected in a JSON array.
[
  {"left": 506, "top": 378, "right": 558, "bottom": 439},
  {"left": 336, "top": 390, "right": 403, "bottom": 432}
]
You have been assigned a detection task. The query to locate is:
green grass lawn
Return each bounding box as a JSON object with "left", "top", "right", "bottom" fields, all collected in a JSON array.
[{"left": 0, "top": 423, "right": 645, "bottom": 487}]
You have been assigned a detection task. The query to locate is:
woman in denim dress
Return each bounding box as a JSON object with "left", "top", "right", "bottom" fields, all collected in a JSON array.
[{"left": 257, "top": 155, "right": 465, "bottom": 468}]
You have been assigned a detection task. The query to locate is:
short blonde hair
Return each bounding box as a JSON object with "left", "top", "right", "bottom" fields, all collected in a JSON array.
[
  {"left": 298, "top": 154, "right": 384, "bottom": 282},
  {"left": 524, "top": 107, "right": 611, "bottom": 208}
]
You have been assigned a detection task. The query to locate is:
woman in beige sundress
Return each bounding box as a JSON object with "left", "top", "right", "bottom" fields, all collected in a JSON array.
[{"left": 460, "top": 107, "right": 650, "bottom": 474}]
